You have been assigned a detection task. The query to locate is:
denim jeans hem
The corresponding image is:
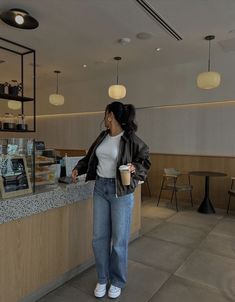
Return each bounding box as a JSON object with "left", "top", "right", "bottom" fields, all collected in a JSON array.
[
  {"left": 98, "top": 278, "right": 108, "bottom": 285},
  {"left": 110, "top": 279, "right": 126, "bottom": 289}
]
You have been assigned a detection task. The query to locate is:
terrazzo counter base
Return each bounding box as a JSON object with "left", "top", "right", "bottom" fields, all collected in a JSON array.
[
  {"left": 0, "top": 182, "right": 141, "bottom": 302},
  {"left": 0, "top": 181, "right": 94, "bottom": 224}
]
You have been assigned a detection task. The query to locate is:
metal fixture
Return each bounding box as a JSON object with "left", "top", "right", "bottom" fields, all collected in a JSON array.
[
  {"left": 135, "top": 0, "right": 182, "bottom": 40},
  {"left": 49, "top": 71, "right": 64, "bottom": 106},
  {"left": 108, "top": 57, "right": 126, "bottom": 99},
  {"left": 197, "top": 35, "right": 221, "bottom": 89},
  {"left": 0, "top": 8, "right": 39, "bottom": 29}
]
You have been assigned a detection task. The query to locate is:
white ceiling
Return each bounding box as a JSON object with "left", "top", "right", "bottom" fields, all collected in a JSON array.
[{"left": 1, "top": 0, "right": 235, "bottom": 113}]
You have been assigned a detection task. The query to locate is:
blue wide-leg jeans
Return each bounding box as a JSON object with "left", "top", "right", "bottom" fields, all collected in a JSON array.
[{"left": 92, "top": 176, "right": 134, "bottom": 288}]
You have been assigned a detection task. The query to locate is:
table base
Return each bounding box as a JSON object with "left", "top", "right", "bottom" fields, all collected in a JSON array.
[{"left": 198, "top": 198, "right": 216, "bottom": 214}]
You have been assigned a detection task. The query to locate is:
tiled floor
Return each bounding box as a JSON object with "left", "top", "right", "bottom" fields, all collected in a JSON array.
[{"left": 38, "top": 198, "right": 235, "bottom": 302}]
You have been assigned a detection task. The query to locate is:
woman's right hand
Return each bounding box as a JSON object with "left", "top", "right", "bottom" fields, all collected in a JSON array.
[{"left": 71, "top": 169, "right": 78, "bottom": 183}]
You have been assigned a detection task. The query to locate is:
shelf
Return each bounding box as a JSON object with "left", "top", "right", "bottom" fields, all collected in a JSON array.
[
  {"left": 0, "top": 93, "right": 34, "bottom": 102},
  {"left": 0, "top": 129, "right": 35, "bottom": 133}
]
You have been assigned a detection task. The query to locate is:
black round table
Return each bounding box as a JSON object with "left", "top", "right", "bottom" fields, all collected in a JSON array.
[{"left": 189, "top": 171, "right": 227, "bottom": 214}]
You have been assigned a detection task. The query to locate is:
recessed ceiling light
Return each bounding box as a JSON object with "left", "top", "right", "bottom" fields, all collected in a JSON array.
[
  {"left": 136, "top": 32, "right": 152, "bottom": 40},
  {"left": 83, "top": 64, "right": 87, "bottom": 68},
  {"left": 118, "top": 37, "right": 131, "bottom": 45},
  {"left": 15, "top": 14, "right": 24, "bottom": 25},
  {"left": 0, "top": 8, "right": 39, "bottom": 29},
  {"left": 155, "top": 47, "right": 161, "bottom": 52}
]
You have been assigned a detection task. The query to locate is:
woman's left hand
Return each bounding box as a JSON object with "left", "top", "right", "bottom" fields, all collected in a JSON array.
[{"left": 127, "top": 163, "right": 136, "bottom": 174}]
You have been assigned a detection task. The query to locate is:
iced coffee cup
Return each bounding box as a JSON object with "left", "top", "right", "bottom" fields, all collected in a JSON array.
[{"left": 119, "top": 165, "right": 131, "bottom": 186}]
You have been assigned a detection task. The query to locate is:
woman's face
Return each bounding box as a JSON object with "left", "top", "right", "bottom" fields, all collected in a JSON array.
[{"left": 104, "top": 110, "right": 111, "bottom": 128}]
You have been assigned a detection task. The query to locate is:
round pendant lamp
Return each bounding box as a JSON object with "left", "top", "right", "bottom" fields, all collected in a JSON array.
[
  {"left": 197, "top": 35, "right": 221, "bottom": 89},
  {"left": 108, "top": 57, "right": 126, "bottom": 99},
  {"left": 49, "top": 71, "right": 64, "bottom": 106},
  {"left": 0, "top": 8, "right": 39, "bottom": 29},
  {"left": 8, "top": 100, "right": 22, "bottom": 110}
]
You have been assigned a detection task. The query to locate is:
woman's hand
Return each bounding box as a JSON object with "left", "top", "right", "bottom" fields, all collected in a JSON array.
[
  {"left": 71, "top": 169, "right": 78, "bottom": 183},
  {"left": 127, "top": 163, "right": 136, "bottom": 174}
]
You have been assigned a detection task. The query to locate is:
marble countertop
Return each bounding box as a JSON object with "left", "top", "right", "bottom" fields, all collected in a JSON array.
[{"left": 0, "top": 181, "right": 95, "bottom": 225}]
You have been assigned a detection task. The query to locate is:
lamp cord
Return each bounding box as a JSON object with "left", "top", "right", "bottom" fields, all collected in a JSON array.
[
  {"left": 208, "top": 39, "right": 211, "bottom": 72},
  {"left": 56, "top": 73, "right": 59, "bottom": 94},
  {"left": 116, "top": 60, "right": 119, "bottom": 84}
]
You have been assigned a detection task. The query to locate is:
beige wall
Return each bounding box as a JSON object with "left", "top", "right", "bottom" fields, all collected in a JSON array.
[{"left": 32, "top": 101, "right": 235, "bottom": 156}]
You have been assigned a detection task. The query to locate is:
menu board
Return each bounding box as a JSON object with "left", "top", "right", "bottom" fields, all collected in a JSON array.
[{"left": 0, "top": 156, "right": 32, "bottom": 198}]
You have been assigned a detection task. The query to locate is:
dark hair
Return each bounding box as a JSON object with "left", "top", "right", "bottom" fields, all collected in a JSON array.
[{"left": 106, "top": 101, "right": 138, "bottom": 133}]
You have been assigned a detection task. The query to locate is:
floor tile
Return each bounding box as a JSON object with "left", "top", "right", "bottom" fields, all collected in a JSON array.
[
  {"left": 48, "top": 284, "right": 97, "bottom": 301},
  {"left": 211, "top": 218, "right": 235, "bottom": 237},
  {"left": 199, "top": 233, "right": 235, "bottom": 259},
  {"left": 149, "top": 275, "right": 231, "bottom": 302},
  {"left": 129, "top": 236, "right": 192, "bottom": 273},
  {"left": 146, "top": 222, "right": 207, "bottom": 248},
  {"left": 38, "top": 292, "right": 68, "bottom": 302},
  {"left": 68, "top": 266, "right": 97, "bottom": 296},
  {"left": 140, "top": 217, "right": 163, "bottom": 235},
  {"left": 66, "top": 260, "right": 170, "bottom": 302},
  {"left": 167, "top": 211, "right": 223, "bottom": 231},
  {"left": 175, "top": 250, "right": 235, "bottom": 301},
  {"left": 111, "top": 260, "right": 170, "bottom": 302},
  {"left": 141, "top": 204, "right": 176, "bottom": 219}
]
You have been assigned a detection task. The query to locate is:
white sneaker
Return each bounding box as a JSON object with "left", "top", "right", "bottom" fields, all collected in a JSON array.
[
  {"left": 108, "top": 285, "right": 121, "bottom": 299},
  {"left": 94, "top": 283, "right": 107, "bottom": 298}
]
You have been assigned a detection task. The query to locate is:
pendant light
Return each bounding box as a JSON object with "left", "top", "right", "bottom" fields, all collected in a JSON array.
[
  {"left": 197, "top": 35, "right": 221, "bottom": 89},
  {"left": 108, "top": 56, "right": 126, "bottom": 99},
  {"left": 49, "top": 70, "right": 64, "bottom": 106},
  {"left": 8, "top": 100, "right": 21, "bottom": 110}
]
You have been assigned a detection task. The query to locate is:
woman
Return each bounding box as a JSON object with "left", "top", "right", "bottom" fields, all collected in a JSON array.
[{"left": 72, "top": 101, "right": 150, "bottom": 299}]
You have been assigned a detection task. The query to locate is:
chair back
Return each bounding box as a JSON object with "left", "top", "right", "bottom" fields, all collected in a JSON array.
[{"left": 164, "top": 168, "right": 180, "bottom": 177}]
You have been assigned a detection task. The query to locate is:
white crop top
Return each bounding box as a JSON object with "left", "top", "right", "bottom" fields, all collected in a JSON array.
[{"left": 95, "top": 131, "right": 124, "bottom": 178}]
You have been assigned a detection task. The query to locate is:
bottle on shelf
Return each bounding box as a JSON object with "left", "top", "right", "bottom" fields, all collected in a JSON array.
[
  {"left": 17, "top": 114, "right": 28, "bottom": 131},
  {"left": 2, "top": 113, "right": 16, "bottom": 130}
]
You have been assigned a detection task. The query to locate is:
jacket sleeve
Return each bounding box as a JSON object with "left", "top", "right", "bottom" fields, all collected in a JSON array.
[
  {"left": 132, "top": 140, "right": 151, "bottom": 181},
  {"left": 72, "top": 131, "right": 104, "bottom": 176}
]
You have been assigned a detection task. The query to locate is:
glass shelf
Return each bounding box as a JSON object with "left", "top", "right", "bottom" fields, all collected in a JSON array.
[{"left": 0, "top": 93, "right": 34, "bottom": 102}]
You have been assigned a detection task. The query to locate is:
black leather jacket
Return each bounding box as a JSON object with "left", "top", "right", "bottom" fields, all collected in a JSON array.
[{"left": 73, "top": 130, "right": 151, "bottom": 196}]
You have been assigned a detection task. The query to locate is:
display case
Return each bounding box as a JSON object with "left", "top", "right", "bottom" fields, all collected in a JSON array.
[
  {"left": 0, "top": 138, "right": 59, "bottom": 199},
  {"left": 0, "top": 138, "right": 35, "bottom": 198},
  {"left": 35, "top": 150, "right": 57, "bottom": 187}
]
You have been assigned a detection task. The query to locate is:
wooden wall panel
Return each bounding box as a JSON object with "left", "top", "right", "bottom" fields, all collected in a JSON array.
[
  {"left": 142, "top": 153, "right": 235, "bottom": 210},
  {"left": 55, "top": 149, "right": 87, "bottom": 157}
]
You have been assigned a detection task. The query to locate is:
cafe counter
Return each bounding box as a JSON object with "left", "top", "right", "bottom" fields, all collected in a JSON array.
[{"left": 0, "top": 181, "right": 141, "bottom": 302}]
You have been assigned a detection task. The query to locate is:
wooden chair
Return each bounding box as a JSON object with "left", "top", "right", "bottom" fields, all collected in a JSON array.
[
  {"left": 227, "top": 177, "right": 235, "bottom": 214},
  {"left": 157, "top": 168, "right": 193, "bottom": 211}
]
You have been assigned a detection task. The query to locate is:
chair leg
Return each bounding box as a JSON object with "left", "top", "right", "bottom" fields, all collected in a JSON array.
[
  {"left": 227, "top": 195, "right": 231, "bottom": 215},
  {"left": 157, "top": 183, "right": 163, "bottom": 207},
  {"left": 190, "top": 190, "right": 193, "bottom": 207},
  {"left": 146, "top": 178, "right": 151, "bottom": 197},
  {"left": 170, "top": 188, "right": 174, "bottom": 204},
  {"left": 174, "top": 191, "right": 179, "bottom": 212}
]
